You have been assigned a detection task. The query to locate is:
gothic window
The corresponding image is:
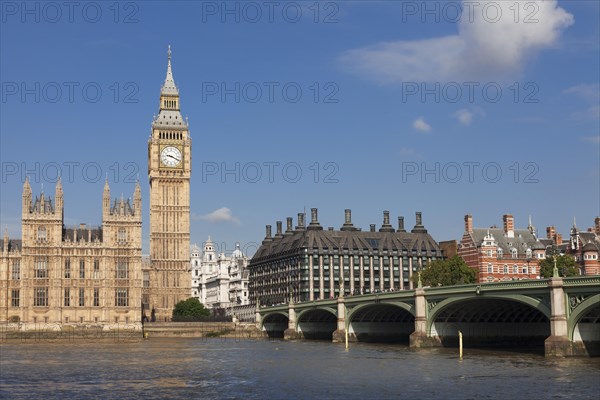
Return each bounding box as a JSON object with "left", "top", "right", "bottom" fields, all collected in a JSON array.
[
  {"left": 93, "top": 288, "right": 100, "bottom": 307},
  {"left": 118, "top": 228, "right": 127, "bottom": 243},
  {"left": 93, "top": 259, "right": 100, "bottom": 279},
  {"left": 64, "top": 288, "right": 70, "bottom": 307},
  {"left": 35, "top": 257, "right": 48, "bottom": 278},
  {"left": 11, "top": 260, "right": 20, "bottom": 280},
  {"left": 37, "top": 226, "right": 46, "bottom": 240},
  {"left": 116, "top": 260, "right": 128, "bottom": 279},
  {"left": 79, "top": 259, "right": 85, "bottom": 279},
  {"left": 34, "top": 288, "right": 48, "bottom": 307},
  {"left": 115, "top": 289, "right": 128, "bottom": 307},
  {"left": 143, "top": 271, "right": 150, "bottom": 288},
  {"left": 79, "top": 288, "right": 85, "bottom": 306},
  {"left": 11, "top": 289, "right": 19, "bottom": 307},
  {"left": 64, "top": 258, "right": 71, "bottom": 278}
]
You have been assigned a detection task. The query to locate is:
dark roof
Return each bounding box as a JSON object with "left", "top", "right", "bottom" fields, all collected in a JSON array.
[
  {"left": 30, "top": 195, "right": 54, "bottom": 213},
  {"left": 110, "top": 198, "right": 134, "bottom": 216},
  {"left": 583, "top": 241, "right": 599, "bottom": 252},
  {"left": 251, "top": 228, "right": 441, "bottom": 264},
  {"left": 470, "top": 228, "right": 541, "bottom": 253},
  {"left": 0, "top": 239, "right": 22, "bottom": 252},
  {"left": 63, "top": 227, "right": 103, "bottom": 242}
]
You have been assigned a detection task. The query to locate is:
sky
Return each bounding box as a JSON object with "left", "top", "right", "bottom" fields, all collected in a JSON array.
[{"left": 1, "top": 0, "right": 599, "bottom": 256}]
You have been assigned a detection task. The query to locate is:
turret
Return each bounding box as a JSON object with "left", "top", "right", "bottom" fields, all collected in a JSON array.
[
  {"left": 22, "top": 176, "right": 32, "bottom": 217},
  {"left": 103, "top": 178, "right": 111, "bottom": 218},
  {"left": 55, "top": 177, "right": 63, "bottom": 219},
  {"left": 133, "top": 180, "right": 142, "bottom": 217}
]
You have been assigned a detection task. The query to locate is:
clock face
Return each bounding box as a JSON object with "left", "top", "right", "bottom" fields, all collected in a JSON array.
[{"left": 160, "top": 146, "right": 182, "bottom": 167}]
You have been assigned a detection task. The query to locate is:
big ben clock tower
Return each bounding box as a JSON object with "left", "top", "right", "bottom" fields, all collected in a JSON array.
[{"left": 148, "top": 46, "right": 191, "bottom": 321}]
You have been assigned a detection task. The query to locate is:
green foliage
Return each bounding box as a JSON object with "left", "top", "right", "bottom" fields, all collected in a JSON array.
[
  {"left": 414, "top": 256, "right": 477, "bottom": 287},
  {"left": 172, "top": 298, "right": 210, "bottom": 321},
  {"left": 539, "top": 254, "right": 579, "bottom": 278}
]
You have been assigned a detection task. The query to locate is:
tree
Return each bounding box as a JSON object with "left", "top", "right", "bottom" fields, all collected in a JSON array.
[
  {"left": 413, "top": 255, "right": 477, "bottom": 287},
  {"left": 172, "top": 298, "right": 210, "bottom": 321},
  {"left": 539, "top": 254, "right": 579, "bottom": 278}
]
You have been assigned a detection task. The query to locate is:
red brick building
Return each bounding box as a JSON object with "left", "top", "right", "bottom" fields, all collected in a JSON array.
[
  {"left": 458, "top": 214, "right": 545, "bottom": 283},
  {"left": 542, "top": 218, "right": 600, "bottom": 276}
]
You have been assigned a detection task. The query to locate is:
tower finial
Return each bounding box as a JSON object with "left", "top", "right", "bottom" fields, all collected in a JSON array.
[
  {"left": 573, "top": 216, "right": 577, "bottom": 228},
  {"left": 168, "top": 45, "right": 171, "bottom": 61}
]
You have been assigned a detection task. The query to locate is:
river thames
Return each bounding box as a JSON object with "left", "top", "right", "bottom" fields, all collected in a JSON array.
[{"left": 1, "top": 338, "right": 599, "bottom": 399}]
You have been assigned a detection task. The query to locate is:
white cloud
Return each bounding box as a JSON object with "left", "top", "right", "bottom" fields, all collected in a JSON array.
[
  {"left": 340, "top": 0, "right": 574, "bottom": 83},
  {"left": 194, "top": 207, "right": 240, "bottom": 224},
  {"left": 581, "top": 135, "right": 600, "bottom": 145},
  {"left": 452, "top": 108, "right": 485, "bottom": 126},
  {"left": 564, "top": 84, "right": 600, "bottom": 101},
  {"left": 453, "top": 109, "right": 473, "bottom": 125},
  {"left": 413, "top": 117, "right": 432, "bottom": 132},
  {"left": 565, "top": 84, "right": 600, "bottom": 121}
]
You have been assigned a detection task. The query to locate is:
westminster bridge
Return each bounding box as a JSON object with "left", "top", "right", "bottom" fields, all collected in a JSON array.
[{"left": 256, "top": 276, "right": 600, "bottom": 357}]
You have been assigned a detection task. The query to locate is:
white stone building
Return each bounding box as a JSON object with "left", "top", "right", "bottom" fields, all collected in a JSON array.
[{"left": 190, "top": 237, "right": 250, "bottom": 310}]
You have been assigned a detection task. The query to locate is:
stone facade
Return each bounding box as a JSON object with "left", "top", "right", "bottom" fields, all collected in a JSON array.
[
  {"left": 146, "top": 47, "right": 192, "bottom": 321},
  {"left": 190, "top": 238, "right": 250, "bottom": 310},
  {"left": 249, "top": 209, "right": 443, "bottom": 306},
  {"left": 0, "top": 178, "right": 142, "bottom": 328}
]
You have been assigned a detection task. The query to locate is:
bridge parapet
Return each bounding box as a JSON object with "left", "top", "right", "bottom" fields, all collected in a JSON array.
[{"left": 256, "top": 278, "right": 600, "bottom": 356}]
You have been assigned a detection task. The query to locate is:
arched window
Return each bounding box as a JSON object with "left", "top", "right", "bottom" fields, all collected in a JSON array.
[
  {"left": 511, "top": 248, "right": 518, "bottom": 258},
  {"left": 37, "top": 226, "right": 46, "bottom": 240}
]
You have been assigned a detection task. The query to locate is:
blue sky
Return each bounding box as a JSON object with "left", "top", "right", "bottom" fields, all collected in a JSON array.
[{"left": 1, "top": 0, "right": 599, "bottom": 255}]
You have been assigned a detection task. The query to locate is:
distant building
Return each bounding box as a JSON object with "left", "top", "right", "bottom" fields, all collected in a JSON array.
[
  {"left": 458, "top": 214, "right": 544, "bottom": 282},
  {"left": 0, "top": 178, "right": 142, "bottom": 327},
  {"left": 190, "top": 237, "right": 250, "bottom": 310},
  {"left": 249, "top": 209, "right": 442, "bottom": 306},
  {"left": 542, "top": 218, "right": 600, "bottom": 276}
]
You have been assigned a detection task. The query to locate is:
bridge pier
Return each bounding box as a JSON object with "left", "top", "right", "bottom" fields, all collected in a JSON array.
[
  {"left": 409, "top": 287, "right": 441, "bottom": 348},
  {"left": 284, "top": 301, "right": 301, "bottom": 340},
  {"left": 332, "top": 296, "right": 346, "bottom": 343},
  {"left": 545, "top": 278, "right": 582, "bottom": 357}
]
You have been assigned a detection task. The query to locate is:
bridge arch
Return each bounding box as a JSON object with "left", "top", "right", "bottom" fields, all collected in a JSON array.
[
  {"left": 296, "top": 308, "right": 337, "bottom": 340},
  {"left": 347, "top": 302, "right": 415, "bottom": 343},
  {"left": 261, "top": 312, "right": 288, "bottom": 338},
  {"left": 568, "top": 294, "right": 600, "bottom": 356},
  {"left": 428, "top": 295, "right": 550, "bottom": 350}
]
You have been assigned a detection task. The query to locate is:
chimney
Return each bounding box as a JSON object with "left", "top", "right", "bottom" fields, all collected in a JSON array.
[
  {"left": 556, "top": 233, "right": 563, "bottom": 246},
  {"left": 341, "top": 209, "right": 357, "bottom": 231},
  {"left": 546, "top": 226, "right": 555, "bottom": 240},
  {"left": 285, "top": 217, "right": 293, "bottom": 235},
  {"left": 379, "top": 210, "right": 395, "bottom": 232},
  {"left": 411, "top": 211, "right": 427, "bottom": 233},
  {"left": 307, "top": 208, "right": 323, "bottom": 230},
  {"left": 398, "top": 216, "right": 406, "bottom": 232},
  {"left": 263, "top": 225, "right": 273, "bottom": 243},
  {"left": 595, "top": 217, "right": 600, "bottom": 235},
  {"left": 503, "top": 214, "right": 514, "bottom": 238},
  {"left": 274, "top": 221, "right": 283, "bottom": 239},
  {"left": 465, "top": 214, "right": 473, "bottom": 233},
  {"left": 296, "top": 213, "right": 305, "bottom": 230},
  {"left": 370, "top": 224, "right": 376, "bottom": 232}
]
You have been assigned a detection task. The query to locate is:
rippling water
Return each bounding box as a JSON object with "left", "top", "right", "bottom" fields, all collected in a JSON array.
[{"left": 1, "top": 339, "right": 599, "bottom": 399}]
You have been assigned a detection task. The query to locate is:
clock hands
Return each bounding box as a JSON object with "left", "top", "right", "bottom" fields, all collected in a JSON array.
[{"left": 166, "top": 154, "right": 181, "bottom": 162}]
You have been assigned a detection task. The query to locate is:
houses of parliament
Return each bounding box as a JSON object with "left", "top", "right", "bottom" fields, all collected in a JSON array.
[{"left": 0, "top": 47, "right": 191, "bottom": 326}]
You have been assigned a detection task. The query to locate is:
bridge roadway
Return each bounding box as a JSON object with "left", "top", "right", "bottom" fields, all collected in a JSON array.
[{"left": 256, "top": 276, "right": 600, "bottom": 357}]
